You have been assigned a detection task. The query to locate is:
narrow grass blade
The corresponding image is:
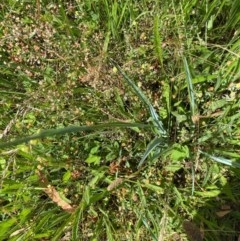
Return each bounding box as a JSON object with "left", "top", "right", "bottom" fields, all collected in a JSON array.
[
  {"left": 0, "top": 219, "right": 16, "bottom": 239},
  {"left": 199, "top": 150, "right": 240, "bottom": 168},
  {"left": 191, "top": 166, "right": 195, "bottom": 196},
  {"left": 138, "top": 137, "right": 163, "bottom": 168},
  {"left": 183, "top": 57, "right": 197, "bottom": 117},
  {"left": 110, "top": 59, "right": 167, "bottom": 136},
  {"left": 225, "top": 0, "right": 240, "bottom": 31},
  {"left": 141, "top": 213, "right": 158, "bottom": 241},
  {"left": 145, "top": 210, "right": 159, "bottom": 240},
  {"left": 103, "top": 217, "right": 115, "bottom": 241},
  {"left": 72, "top": 186, "right": 90, "bottom": 240},
  {"left": 153, "top": 15, "right": 163, "bottom": 67},
  {"left": 72, "top": 207, "right": 82, "bottom": 240},
  {"left": 103, "top": 31, "right": 111, "bottom": 53},
  {"left": 117, "top": 0, "right": 129, "bottom": 30},
  {"left": 162, "top": 81, "right": 171, "bottom": 116},
  {"left": 51, "top": 214, "right": 72, "bottom": 241},
  {"left": 0, "top": 122, "right": 150, "bottom": 149},
  {"left": 0, "top": 91, "right": 26, "bottom": 95}
]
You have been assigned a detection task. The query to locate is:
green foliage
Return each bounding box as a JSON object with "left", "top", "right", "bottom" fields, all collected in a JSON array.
[
  {"left": 0, "top": 0, "right": 240, "bottom": 240},
  {"left": 153, "top": 15, "right": 163, "bottom": 67}
]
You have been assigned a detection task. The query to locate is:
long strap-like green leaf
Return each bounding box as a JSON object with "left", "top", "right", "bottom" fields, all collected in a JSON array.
[
  {"left": 183, "top": 57, "right": 197, "bottom": 117},
  {"left": 0, "top": 122, "right": 149, "bottom": 149},
  {"left": 110, "top": 59, "right": 167, "bottom": 136}
]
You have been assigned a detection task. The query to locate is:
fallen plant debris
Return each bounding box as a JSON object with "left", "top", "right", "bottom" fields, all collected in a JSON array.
[{"left": 36, "top": 168, "right": 75, "bottom": 213}]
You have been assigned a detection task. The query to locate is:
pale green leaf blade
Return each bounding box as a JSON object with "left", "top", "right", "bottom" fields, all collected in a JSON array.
[
  {"left": 0, "top": 122, "right": 150, "bottom": 149},
  {"left": 200, "top": 150, "right": 240, "bottom": 168},
  {"left": 110, "top": 59, "right": 167, "bottom": 136},
  {"left": 183, "top": 57, "right": 197, "bottom": 117},
  {"left": 138, "top": 137, "right": 164, "bottom": 168}
]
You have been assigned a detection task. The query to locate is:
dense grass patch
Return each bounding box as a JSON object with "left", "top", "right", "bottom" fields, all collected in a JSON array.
[{"left": 0, "top": 1, "right": 240, "bottom": 240}]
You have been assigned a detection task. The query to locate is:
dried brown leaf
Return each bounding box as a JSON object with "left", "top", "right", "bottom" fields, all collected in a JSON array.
[
  {"left": 107, "top": 178, "right": 124, "bottom": 191},
  {"left": 36, "top": 169, "right": 75, "bottom": 213},
  {"left": 216, "top": 210, "right": 231, "bottom": 217},
  {"left": 44, "top": 185, "right": 75, "bottom": 213}
]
